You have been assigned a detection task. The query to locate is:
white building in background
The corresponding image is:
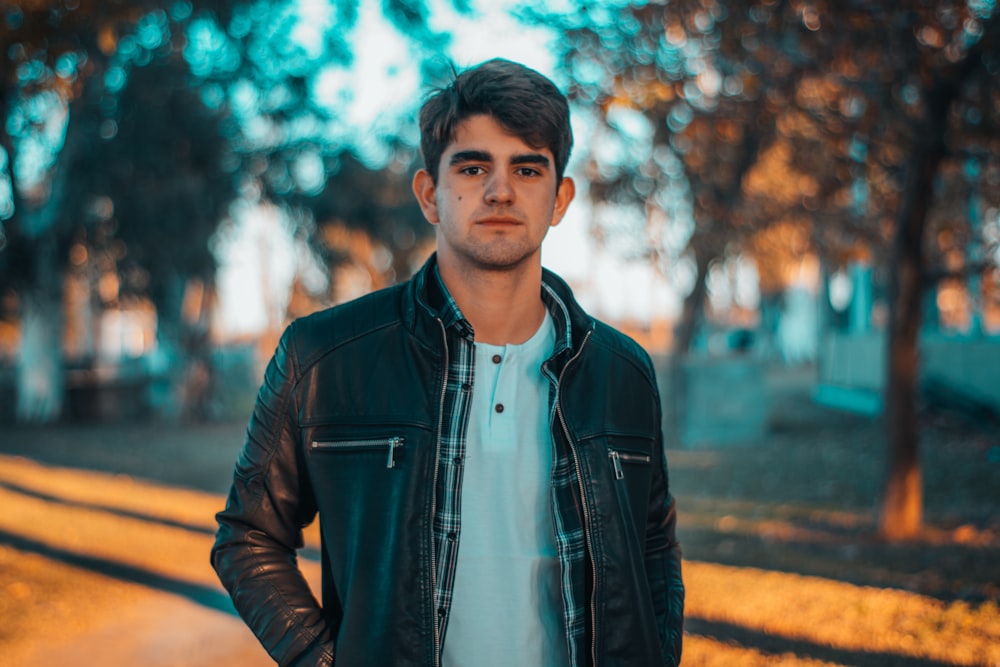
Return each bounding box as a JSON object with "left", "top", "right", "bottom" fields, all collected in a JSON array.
[
  {"left": 776, "top": 254, "right": 821, "bottom": 365},
  {"left": 96, "top": 309, "right": 157, "bottom": 361}
]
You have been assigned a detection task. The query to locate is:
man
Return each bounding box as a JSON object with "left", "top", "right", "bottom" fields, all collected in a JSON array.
[{"left": 212, "top": 58, "right": 684, "bottom": 667}]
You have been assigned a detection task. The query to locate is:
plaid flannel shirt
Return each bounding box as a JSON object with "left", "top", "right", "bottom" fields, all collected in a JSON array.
[{"left": 428, "top": 266, "right": 588, "bottom": 666}]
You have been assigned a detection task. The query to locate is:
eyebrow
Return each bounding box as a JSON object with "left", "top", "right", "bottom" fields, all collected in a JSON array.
[
  {"left": 511, "top": 153, "right": 551, "bottom": 168},
  {"left": 448, "top": 150, "right": 551, "bottom": 168},
  {"left": 449, "top": 150, "right": 492, "bottom": 165}
]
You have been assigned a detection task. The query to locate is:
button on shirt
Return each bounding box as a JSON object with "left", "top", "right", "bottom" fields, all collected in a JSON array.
[{"left": 442, "top": 311, "right": 568, "bottom": 667}]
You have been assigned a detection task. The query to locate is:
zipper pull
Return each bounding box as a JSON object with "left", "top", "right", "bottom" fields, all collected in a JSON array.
[
  {"left": 386, "top": 437, "right": 402, "bottom": 469},
  {"left": 609, "top": 450, "right": 624, "bottom": 480}
]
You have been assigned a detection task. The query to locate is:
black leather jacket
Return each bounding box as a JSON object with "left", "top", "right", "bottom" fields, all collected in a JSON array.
[{"left": 212, "top": 258, "right": 684, "bottom": 667}]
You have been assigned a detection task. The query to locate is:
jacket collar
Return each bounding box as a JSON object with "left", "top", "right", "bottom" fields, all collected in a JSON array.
[
  {"left": 404, "top": 253, "right": 594, "bottom": 356},
  {"left": 541, "top": 268, "right": 594, "bottom": 358}
]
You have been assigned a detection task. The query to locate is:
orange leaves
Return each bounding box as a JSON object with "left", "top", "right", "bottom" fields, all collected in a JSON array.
[
  {"left": 98, "top": 25, "right": 118, "bottom": 56},
  {"left": 743, "top": 141, "right": 819, "bottom": 208}
]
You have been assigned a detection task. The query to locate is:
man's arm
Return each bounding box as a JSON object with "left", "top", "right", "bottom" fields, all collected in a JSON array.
[
  {"left": 211, "top": 323, "right": 335, "bottom": 667},
  {"left": 645, "top": 375, "right": 685, "bottom": 666}
]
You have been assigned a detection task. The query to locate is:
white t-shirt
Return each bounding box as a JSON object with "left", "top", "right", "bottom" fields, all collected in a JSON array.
[{"left": 442, "top": 311, "right": 568, "bottom": 667}]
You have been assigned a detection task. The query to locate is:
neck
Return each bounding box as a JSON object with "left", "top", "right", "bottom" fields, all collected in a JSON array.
[{"left": 437, "top": 257, "right": 546, "bottom": 346}]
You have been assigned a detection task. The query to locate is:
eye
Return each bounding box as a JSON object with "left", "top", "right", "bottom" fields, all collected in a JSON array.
[
  {"left": 515, "top": 167, "right": 542, "bottom": 177},
  {"left": 459, "top": 165, "right": 485, "bottom": 176}
]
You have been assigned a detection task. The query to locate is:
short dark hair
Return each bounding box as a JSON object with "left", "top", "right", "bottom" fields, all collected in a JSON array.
[{"left": 418, "top": 58, "right": 574, "bottom": 183}]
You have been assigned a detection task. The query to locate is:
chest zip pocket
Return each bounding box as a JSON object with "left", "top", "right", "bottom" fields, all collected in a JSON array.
[
  {"left": 310, "top": 436, "right": 405, "bottom": 469},
  {"left": 609, "top": 450, "right": 651, "bottom": 479}
]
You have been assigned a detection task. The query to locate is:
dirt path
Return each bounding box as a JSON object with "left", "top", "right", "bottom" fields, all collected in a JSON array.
[{"left": 0, "top": 453, "right": 321, "bottom": 667}]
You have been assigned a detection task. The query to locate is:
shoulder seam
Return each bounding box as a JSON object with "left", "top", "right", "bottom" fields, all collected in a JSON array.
[
  {"left": 295, "top": 319, "right": 402, "bottom": 379},
  {"left": 588, "top": 324, "right": 656, "bottom": 390}
]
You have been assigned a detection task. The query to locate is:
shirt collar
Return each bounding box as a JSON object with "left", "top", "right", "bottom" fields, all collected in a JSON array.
[
  {"left": 541, "top": 281, "right": 574, "bottom": 358},
  {"left": 428, "top": 259, "right": 573, "bottom": 354},
  {"left": 430, "top": 263, "right": 475, "bottom": 339}
]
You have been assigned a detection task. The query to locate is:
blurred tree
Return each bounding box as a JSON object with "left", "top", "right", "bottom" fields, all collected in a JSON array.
[
  {"left": 865, "top": 6, "right": 1000, "bottom": 540},
  {"left": 70, "top": 41, "right": 241, "bottom": 421},
  {"left": 172, "top": 0, "right": 447, "bottom": 375},
  {"left": 306, "top": 151, "right": 432, "bottom": 282},
  {"left": 0, "top": 0, "right": 240, "bottom": 421},
  {"left": 729, "top": 1, "right": 1000, "bottom": 541},
  {"left": 3, "top": 1, "right": 179, "bottom": 420},
  {"left": 87, "top": 37, "right": 235, "bottom": 314},
  {"left": 0, "top": 0, "right": 454, "bottom": 422},
  {"left": 532, "top": 0, "right": 792, "bottom": 353},
  {"left": 540, "top": 0, "right": 1000, "bottom": 539},
  {"left": 184, "top": 0, "right": 446, "bottom": 303}
]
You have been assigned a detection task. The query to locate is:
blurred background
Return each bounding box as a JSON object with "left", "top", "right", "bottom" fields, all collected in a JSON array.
[{"left": 1, "top": 1, "right": 999, "bottom": 665}]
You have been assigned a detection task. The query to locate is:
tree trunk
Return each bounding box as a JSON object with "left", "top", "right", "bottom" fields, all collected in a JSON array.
[
  {"left": 7, "top": 64, "right": 96, "bottom": 423},
  {"left": 663, "top": 250, "right": 711, "bottom": 449},
  {"left": 673, "top": 250, "right": 710, "bottom": 356},
  {"left": 881, "top": 239, "right": 925, "bottom": 540},
  {"left": 15, "top": 237, "right": 64, "bottom": 422},
  {"left": 879, "top": 86, "right": 951, "bottom": 541},
  {"left": 879, "top": 9, "right": 1000, "bottom": 540}
]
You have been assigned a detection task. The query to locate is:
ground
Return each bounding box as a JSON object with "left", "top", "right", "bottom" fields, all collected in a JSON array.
[{"left": 0, "top": 363, "right": 998, "bottom": 666}]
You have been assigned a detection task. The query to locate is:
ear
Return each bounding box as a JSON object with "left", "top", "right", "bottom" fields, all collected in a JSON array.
[
  {"left": 550, "top": 177, "right": 576, "bottom": 228},
  {"left": 412, "top": 169, "right": 440, "bottom": 224}
]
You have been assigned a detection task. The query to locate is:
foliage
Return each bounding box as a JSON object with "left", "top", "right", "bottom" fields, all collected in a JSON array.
[
  {"left": 0, "top": 0, "right": 236, "bottom": 297},
  {"left": 0, "top": 0, "right": 451, "bottom": 303},
  {"left": 305, "top": 151, "right": 432, "bottom": 281},
  {"left": 71, "top": 51, "right": 239, "bottom": 311},
  {"left": 0, "top": 0, "right": 461, "bottom": 422},
  {"left": 532, "top": 0, "right": 1000, "bottom": 298}
]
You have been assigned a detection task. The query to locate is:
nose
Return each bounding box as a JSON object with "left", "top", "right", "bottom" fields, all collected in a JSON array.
[{"left": 484, "top": 170, "right": 514, "bottom": 205}]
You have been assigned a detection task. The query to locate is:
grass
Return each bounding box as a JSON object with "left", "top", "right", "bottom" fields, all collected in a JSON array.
[{"left": 669, "top": 364, "right": 1000, "bottom": 666}]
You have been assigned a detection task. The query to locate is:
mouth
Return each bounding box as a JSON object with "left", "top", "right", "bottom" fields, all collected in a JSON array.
[{"left": 476, "top": 217, "right": 522, "bottom": 226}]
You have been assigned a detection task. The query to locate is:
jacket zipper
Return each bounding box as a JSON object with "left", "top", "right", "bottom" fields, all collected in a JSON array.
[
  {"left": 608, "top": 450, "right": 651, "bottom": 480},
  {"left": 431, "top": 317, "right": 449, "bottom": 667},
  {"left": 554, "top": 328, "right": 596, "bottom": 666},
  {"left": 309, "top": 437, "right": 404, "bottom": 468}
]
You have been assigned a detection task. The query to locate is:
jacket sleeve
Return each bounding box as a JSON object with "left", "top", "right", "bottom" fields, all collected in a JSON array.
[
  {"left": 645, "top": 370, "right": 685, "bottom": 667},
  {"left": 211, "top": 323, "right": 335, "bottom": 667}
]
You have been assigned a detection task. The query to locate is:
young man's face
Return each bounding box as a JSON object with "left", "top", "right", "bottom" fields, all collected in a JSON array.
[{"left": 413, "top": 114, "right": 575, "bottom": 275}]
